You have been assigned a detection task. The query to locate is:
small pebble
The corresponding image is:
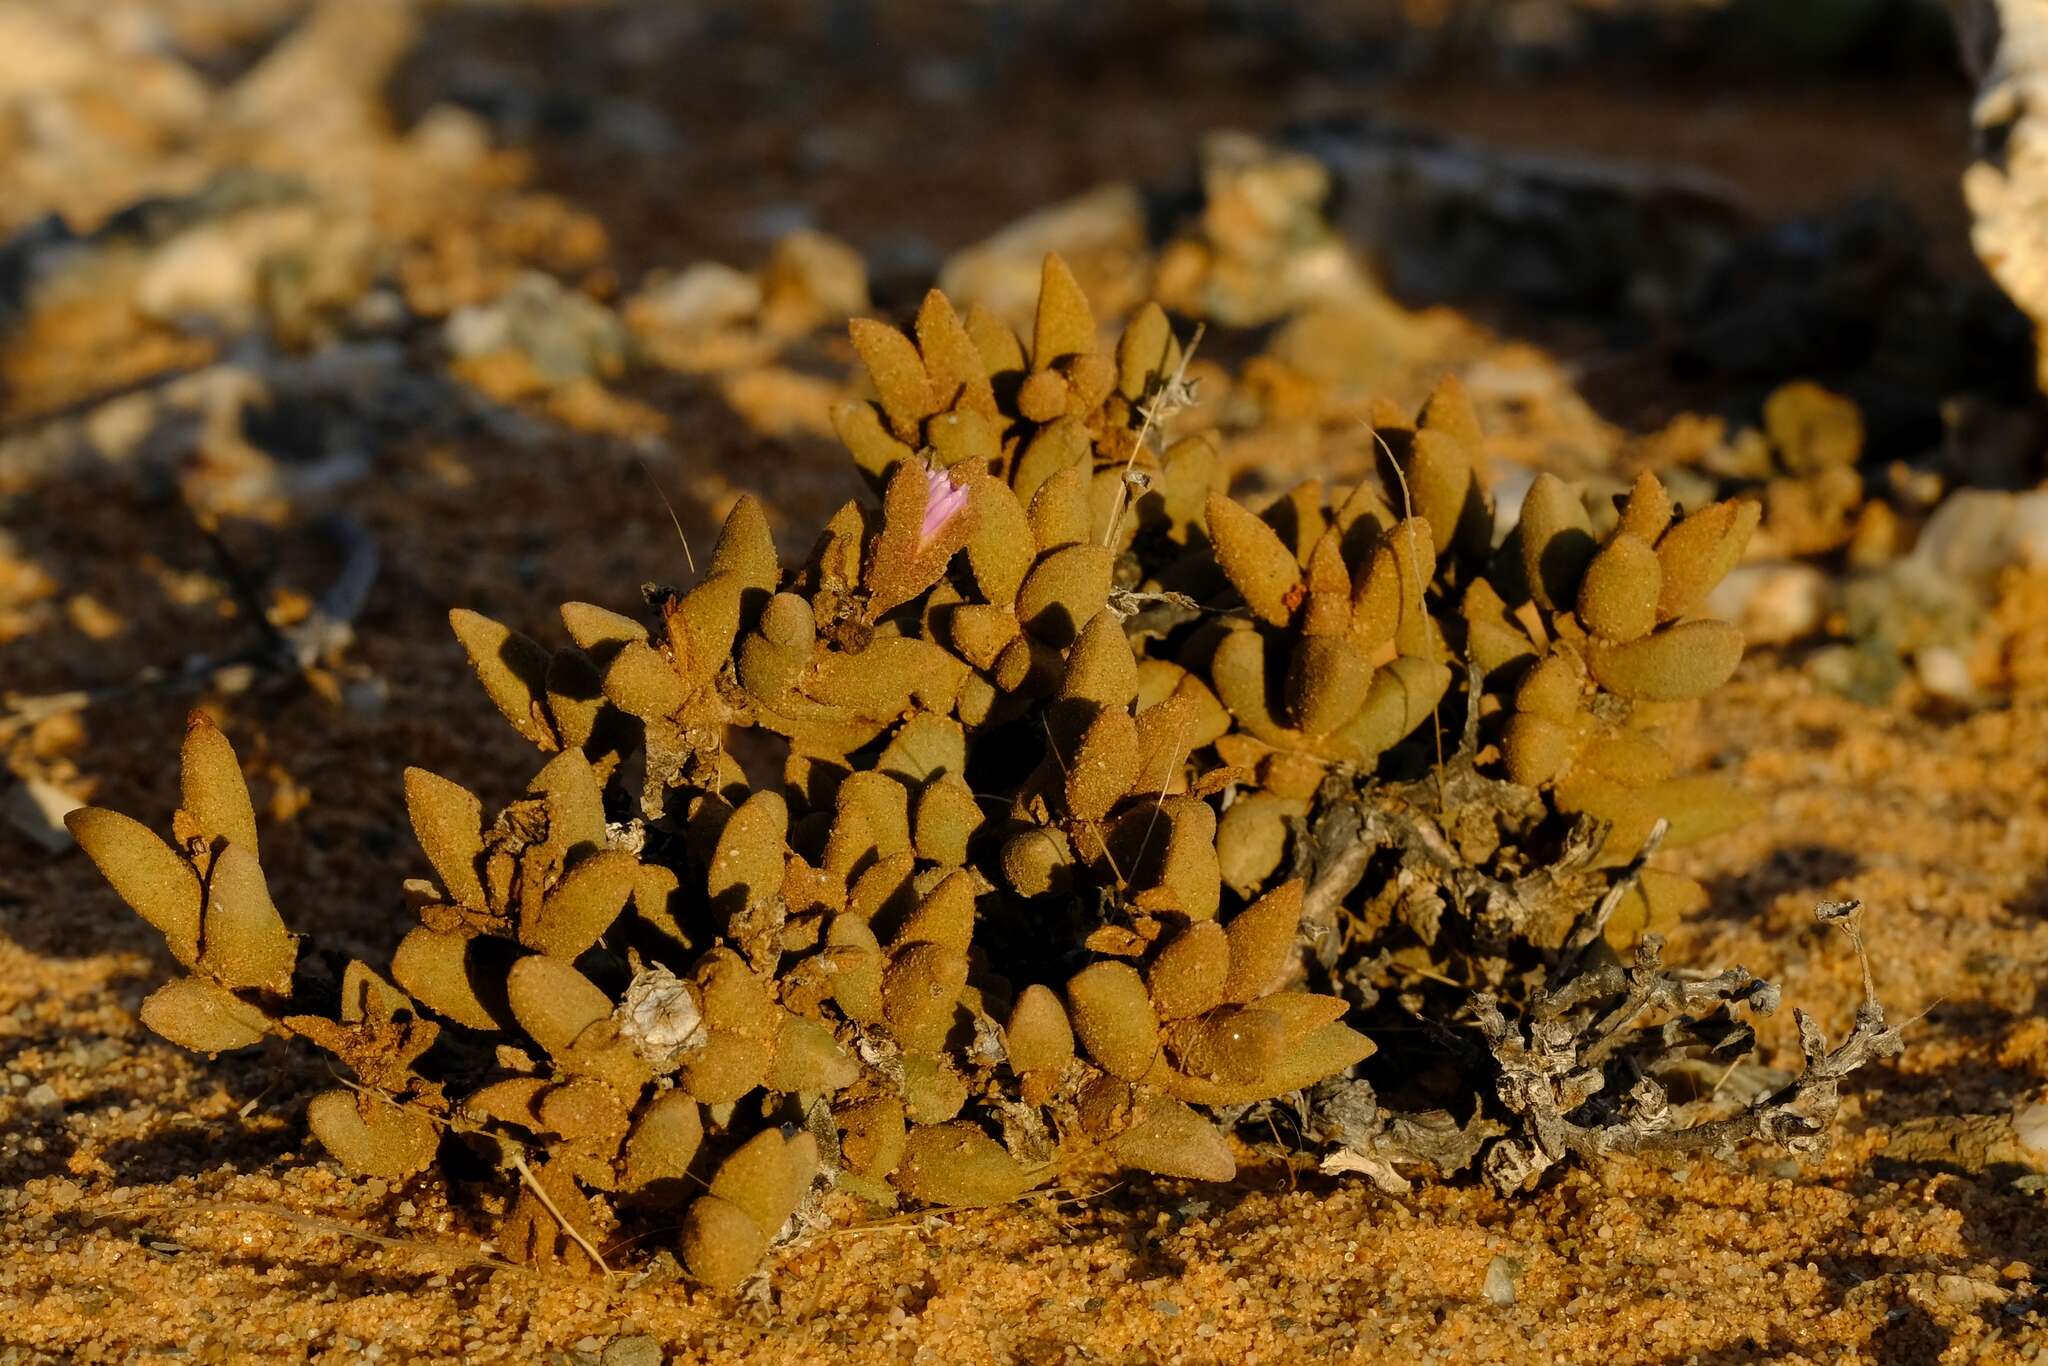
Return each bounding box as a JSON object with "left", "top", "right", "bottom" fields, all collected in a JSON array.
[
  {"left": 601, "top": 1335, "right": 663, "bottom": 1366},
  {"left": 1482, "top": 1255, "right": 1519, "bottom": 1307},
  {"left": 2013, "top": 1102, "right": 2048, "bottom": 1159}
]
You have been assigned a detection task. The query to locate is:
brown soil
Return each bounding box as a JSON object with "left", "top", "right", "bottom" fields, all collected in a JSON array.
[{"left": 4, "top": 6, "right": 2046, "bottom": 1364}]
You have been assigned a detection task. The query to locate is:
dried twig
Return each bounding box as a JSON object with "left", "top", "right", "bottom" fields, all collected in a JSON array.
[
  {"left": 1473, "top": 902, "right": 1903, "bottom": 1193},
  {"left": 1101, "top": 322, "right": 1204, "bottom": 550},
  {"left": 509, "top": 1148, "right": 613, "bottom": 1277},
  {"left": 1556, "top": 816, "right": 1669, "bottom": 969}
]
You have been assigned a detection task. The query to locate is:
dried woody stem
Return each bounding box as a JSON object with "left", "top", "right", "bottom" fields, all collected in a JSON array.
[{"left": 1475, "top": 899, "right": 1904, "bottom": 1192}]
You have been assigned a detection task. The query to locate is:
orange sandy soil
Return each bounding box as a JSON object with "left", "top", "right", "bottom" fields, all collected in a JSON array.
[{"left": 4, "top": 6, "right": 2048, "bottom": 1364}]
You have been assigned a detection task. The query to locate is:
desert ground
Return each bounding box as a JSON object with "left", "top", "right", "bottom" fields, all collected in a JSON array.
[{"left": 4, "top": 3, "right": 2048, "bottom": 1363}]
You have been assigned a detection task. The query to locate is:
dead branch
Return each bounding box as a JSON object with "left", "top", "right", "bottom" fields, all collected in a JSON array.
[{"left": 1473, "top": 901, "right": 1901, "bottom": 1193}]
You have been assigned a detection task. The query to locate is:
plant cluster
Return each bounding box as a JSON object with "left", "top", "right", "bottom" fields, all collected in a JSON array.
[{"left": 71, "top": 255, "right": 1890, "bottom": 1290}]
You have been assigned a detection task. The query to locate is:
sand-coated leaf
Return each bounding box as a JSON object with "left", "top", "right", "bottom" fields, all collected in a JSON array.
[
  {"left": 1010, "top": 416, "right": 1091, "bottom": 507},
  {"left": 1028, "top": 463, "right": 1090, "bottom": 553},
  {"left": 964, "top": 301, "right": 1026, "bottom": 377},
  {"left": 1588, "top": 620, "right": 1745, "bottom": 703},
  {"left": 340, "top": 958, "right": 413, "bottom": 1027},
  {"left": 1579, "top": 731, "right": 1674, "bottom": 789},
  {"left": 913, "top": 775, "right": 983, "bottom": 866},
  {"left": 543, "top": 647, "right": 606, "bottom": 750},
  {"left": 140, "top": 977, "right": 270, "bottom": 1053},
  {"left": 849, "top": 317, "right": 938, "bottom": 442},
  {"left": 837, "top": 770, "right": 912, "bottom": 860},
  {"left": 765, "top": 1013, "right": 858, "bottom": 1095},
  {"left": 507, "top": 955, "right": 612, "bottom": 1057},
  {"left": 402, "top": 767, "right": 488, "bottom": 910},
  {"left": 391, "top": 927, "right": 508, "bottom": 1031},
  {"left": 1461, "top": 577, "right": 1536, "bottom": 676},
  {"left": 1031, "top": 253, "right": 1096, "bottom": 366},
  {"left": 308, "top": 1091, "right": 438, "bottom": 1178},
  {"left": 536, "top": 1077, "right": 630, "bottom": 1150},
  {"left": 826, "top": 914, "right": 885, "bottom": 1023},
  {"left": 1016, "top": 544, "right": 1112, "bottom": 649},
  {"left": 1518, "top": 474, "right": 1596, "bottom": 613},
  {"left": 1065, "top": 350, "right": 1118, "bottom": 419},
  {"left": 884, "top": 942, "right": 968, "bottom": 1053},
  {"left": 1062, "top": 707, "right": 1140, "bottom": 822},
  {"left": 199, "top": 843, "right": 296, "bottom": 993},
  {"left": 1206, "top": 493, "right": 1302, "bottom": 627},
  {"left": 1147, "top": 921, "right": 1229, "bottom": 1020},
  {"left": 559, "top": 601, "right": 644, "bottom": 656},
  {"left": 179, "top": 712, "right": 258, "bottom": 858},
  {"left": 915, "top": 289, "right": 997, "bottom": 421},
  {"left": 830, "top": 398, "right": 914, "bottom": 485},
  {"left": 709, "top": 494, "right": 779, "bottom": 595},
  {"left": 1222, "top": 879, "right": 1302, "bottom": 1004},
  {"left": 523, "top": 849, "right": 640, "bottom": 959},
  {"left": 1001, "top": 825, "right": 1074, "bottom": 898},
  {"left": 1286, "top": 635, "right": 1373, "bottom": 737},
  {"left": 1507, "top": 716, "right": 1581, "bottom": 790},
  {"left": 603, "top": 639, "right": 689, "bottom": 719},
  {"left": 461, "top": 1077, "right": 548, "bottom": 1128},
  {"left": 1130, "top": 692, "right": 1200, "bottom": 795},
  {"left": 680, "top": 1194, "right": 768, "bottom": 1290},
  {"left": 1260, "top": 481, "right": 1327, "bottom": 567},
  {"left": 1403, "top": 428, "right": 1476, "bottom": 556},
  {"left": 622, "top": 1090, "right": 703, "bottom": 1196},
  {"left": 1577, "top": 531, "right": 1661, "bottom": 643},
  {"left": 1515, "top": 653, "right": 1585, "bottom": 722},
  {"left": 1126, "top": 794, "right": 1223, "bottom": 922},
  {"left": 528, "top": 747, "right": 607, "bottom": 861},
  {"left": 878, "top": 712, "right": 967, "bottom": 785},
  {"left": 894, "top": 1122, "right": 1035, "bottom": 1207},
  {"left": 1015, "top": 360, "right": 1074, "bottom": 422},
  {"left": 1158, "top": 436, "right": 1219, "bottom": 533},
  {"left": 1503, "top": 713, "right": 1577, "bottom": 789},
  {"left": 671, "top": 570, "right": 745, "bottom": 693},
  {"left": 928, "top": 408, "right": 998, "bottom": 471},
  {"left": 696, "top": 948, "right": 775, "bottom": 1034},
  {"left": 680, "top": 1030, "right": 772, "bottom": 1106},
  {"left": 837, "top": 1096, "right": 908, "bottom": 1179},
  {"left": 449, "top": 609, "right": 557, "bottom": 749},
  {"left": 1160, "top": 1020, "right": 1374, "bottom": 1106},
  {"left": 1060, "top": 611, "right": 1140, "bottom": 708},
  {"left": 1656, "top": 500, "right": 1761, "bottom": 621},
  {"left": 895, "top": 869, "right": 978, "bottom": 953},
  {"left": 1335, "top": 656, "right": 1451, "bottom": 762},
  {"left": 964, "top": 475, "right": 1032, "bottom": 605},
  {"left": 1111, "top": 1097, "right": 1235, "bottom": 1182},
  {"left": 1616, "top": 470, "right": 1674, "bottom": 544},
  {"left": 1116, "top": 301, "right": 1176, "bottom": 401},
  {"left": 709, "top": 789, "right": 789, "bottom": 919},
  {"left": 67, "top": 807, "right": 202, "bottom": 965},
  {"left": 1216, "top": 792, "right": 1308, "bottom": 900},
  {"left": 1171, "top": 1005, "right": 1285, "bottom": 1085},
  {"left": 711, "top": 1128, "right": 818, "bottom": 1236},
  {"left": 1066, "top": 961, "right": 1159, "bottom": 1080},
  {"left": 1004, "top": 984, "right": 1074, "bottom": 1074},
  {"left": 1418, "top": 373, "right": 1484, "bottom": 451}
]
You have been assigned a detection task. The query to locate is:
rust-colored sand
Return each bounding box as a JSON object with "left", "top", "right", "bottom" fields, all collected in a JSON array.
[{"left": 3, "top": 5, "right": 2045, "bottom": 1364}]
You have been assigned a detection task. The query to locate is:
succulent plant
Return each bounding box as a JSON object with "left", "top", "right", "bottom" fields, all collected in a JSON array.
[{"left": 72, "top": 253, "right": 1801, "bottom": 1290}]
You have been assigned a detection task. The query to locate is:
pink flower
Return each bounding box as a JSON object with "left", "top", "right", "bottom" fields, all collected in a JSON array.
[{"left": 919, "top": 462, "right": 971, "bottom": 549}]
